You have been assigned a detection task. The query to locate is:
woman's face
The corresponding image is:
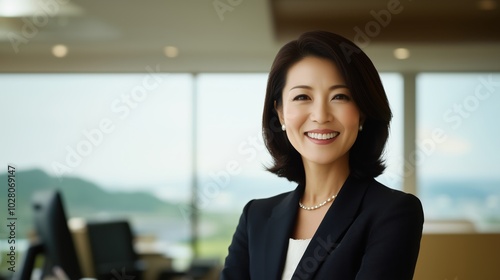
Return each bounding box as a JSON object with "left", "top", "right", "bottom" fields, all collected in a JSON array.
[{"left": 277, "top": 56, "right": 362, "bottom": 168}]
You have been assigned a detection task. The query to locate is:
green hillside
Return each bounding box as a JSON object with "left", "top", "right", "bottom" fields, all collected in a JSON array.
[{"left": 0, "top": 168, "right": 184, "bottom": 239}]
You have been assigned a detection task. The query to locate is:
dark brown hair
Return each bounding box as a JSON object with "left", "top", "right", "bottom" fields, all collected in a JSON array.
[{"left": 262, "top": 30, "right": 392, "bottom": 184}]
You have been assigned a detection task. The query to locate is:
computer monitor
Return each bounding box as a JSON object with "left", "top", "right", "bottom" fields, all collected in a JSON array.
[{"left": 15, "top": 190, "right": 82, "bottom": 280}]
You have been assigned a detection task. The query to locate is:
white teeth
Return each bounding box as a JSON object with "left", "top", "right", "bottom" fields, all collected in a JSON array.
[{"left": 307, "top": 132, "right": 339, "bottom": 140}]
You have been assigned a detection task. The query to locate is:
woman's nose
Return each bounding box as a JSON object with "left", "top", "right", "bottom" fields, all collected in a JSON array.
[{"left": 310, "top": 100, "right": 332, "bottom": 124}]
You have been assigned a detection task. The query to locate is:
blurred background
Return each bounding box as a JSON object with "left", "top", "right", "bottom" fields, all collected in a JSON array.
[{"left": 0, "top": 0, "right": 500, "bottom": 279}]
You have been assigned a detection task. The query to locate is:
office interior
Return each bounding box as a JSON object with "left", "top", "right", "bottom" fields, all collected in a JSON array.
[{"left": 0, "top": 0, "right": 500, "bottom": 279}]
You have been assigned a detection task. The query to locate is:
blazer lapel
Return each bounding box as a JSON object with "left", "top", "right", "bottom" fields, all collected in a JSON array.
[
  {"left": 292, "top": 175, "right": 370, "bottom": 279},
  {"left": 264, "top": 185, "right": 303, "bottom": 280}
]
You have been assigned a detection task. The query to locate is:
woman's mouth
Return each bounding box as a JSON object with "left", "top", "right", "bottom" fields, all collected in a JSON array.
[{"left": 306, "top": 131, "right": 340, "bottom": 140}]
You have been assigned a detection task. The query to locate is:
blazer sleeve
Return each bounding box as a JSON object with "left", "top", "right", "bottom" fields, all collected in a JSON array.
[
  {"left": 355, "top": 193, "right": 424, "bottom": 280},
  {"left": 220, "top": 200, "right": 253, "bottom": 280}
]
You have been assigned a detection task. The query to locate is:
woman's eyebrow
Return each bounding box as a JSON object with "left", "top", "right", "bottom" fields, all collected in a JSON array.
[{"left": 289, "top": 84, "right": 349, "bottom": 91}]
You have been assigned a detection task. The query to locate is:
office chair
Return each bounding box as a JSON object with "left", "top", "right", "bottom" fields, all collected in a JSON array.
[{"left": 86, "top": 220, "right": 145, "bottom": 280}]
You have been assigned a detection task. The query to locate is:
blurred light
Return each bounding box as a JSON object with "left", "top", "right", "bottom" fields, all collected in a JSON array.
[
  {"left": 164, "top": 46, "right": 179, "bottom": 58},
  {"left": 52, "top": 44, "right": 68, "bottom": 58},
  {"left": 68, "top": 217, "right": 86, "bottom": 230},
  {"left": 477, "top": 0, "right": 497, "bottom": 10},
  {"left": 393, "top": 48, "right": 410, "bottom": 60},
  {"left": 0, "top": 0, "right": 84, "bottom": 17},
  {"left": 0, "top": 0, "right": 37, "bottom": 17}
]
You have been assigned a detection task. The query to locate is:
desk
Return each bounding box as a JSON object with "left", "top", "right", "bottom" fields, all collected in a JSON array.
[{"left": 414, "top": 233, "right": 500, "bottom": 279}]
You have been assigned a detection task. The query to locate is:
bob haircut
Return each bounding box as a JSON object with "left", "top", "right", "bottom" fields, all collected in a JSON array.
[{"left": 262, "top": 30, "right": 392, "bottom": 185}]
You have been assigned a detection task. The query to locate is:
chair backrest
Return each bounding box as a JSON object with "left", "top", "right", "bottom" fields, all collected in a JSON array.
[{"left": 86, "top": 220, "right": 142, "bottom": 279}]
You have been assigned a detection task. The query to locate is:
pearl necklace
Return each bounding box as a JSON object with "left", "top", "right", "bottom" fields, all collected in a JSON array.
[{"left": 299, "top": 194, "right": 337, "bottom": 211}]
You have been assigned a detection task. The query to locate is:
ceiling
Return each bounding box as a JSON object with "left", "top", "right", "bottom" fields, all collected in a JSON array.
[{"left": 0, "top": 0, "right": 499, "bottom": 73}]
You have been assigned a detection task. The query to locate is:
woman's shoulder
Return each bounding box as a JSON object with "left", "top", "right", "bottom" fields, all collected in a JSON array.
[
  {"left": 362, "top": 178, "right": 423, "bottom": 214},
  {"left": 247, "top": 190, "right": 294, "bottom": 209},
  {"left": 242, "top": 186, "right": 300, "bottom": 217},
  {"left": 364, "top": 178, "right": 418, "bottom": 199}
]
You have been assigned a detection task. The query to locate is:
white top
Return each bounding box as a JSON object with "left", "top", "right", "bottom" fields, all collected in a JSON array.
[{"left": 281, "top": 238, "right": 312, "bottom": 280}]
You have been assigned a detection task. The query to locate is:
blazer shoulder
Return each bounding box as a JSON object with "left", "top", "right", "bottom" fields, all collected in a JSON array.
[
  {"left": 367, "top": 179, "right": 420, "bottom": 200},
  {"left": 246, "top": 189, "right": 294, "bottom": 212},
  {"left": 364, "top": 179, "right": 423, "bottom": 216},
  {"left": 241, "top": 186, "right": 301, "bottom": 224}
]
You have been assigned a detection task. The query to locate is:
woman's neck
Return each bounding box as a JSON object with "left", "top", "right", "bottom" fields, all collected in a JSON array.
[{"left": 301, "top": 156, "right": 350, "bottom": 205}]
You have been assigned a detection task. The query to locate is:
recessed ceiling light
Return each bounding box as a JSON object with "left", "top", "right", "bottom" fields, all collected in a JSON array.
[
  {"left": 163, "top": 46, "right": 179, "bottom": 58},
  {"left": 393, "top": 48, "right": 410, "bottom": 60},
  {"left": 477, "top": 0, "right": 497, "bottom": 10},
  {"left": 52, "top": 44, "right": 68, "bottom": 58}
]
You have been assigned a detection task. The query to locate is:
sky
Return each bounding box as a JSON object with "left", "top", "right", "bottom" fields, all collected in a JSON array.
[
  {"left": 416, "top": 73, "right": 500, "bottom": 181},
  {"left": 0, "top": 73, "right": 193, "bottom": 198}
]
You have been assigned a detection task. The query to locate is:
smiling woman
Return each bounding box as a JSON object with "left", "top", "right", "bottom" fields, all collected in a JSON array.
[{"left": 221, "top": 31, "right": 423, "bottom": 280}]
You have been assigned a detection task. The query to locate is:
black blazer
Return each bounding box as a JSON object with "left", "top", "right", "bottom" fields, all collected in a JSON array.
[{"left": 221, "top": 176, "right": 424, "bottom": 280}]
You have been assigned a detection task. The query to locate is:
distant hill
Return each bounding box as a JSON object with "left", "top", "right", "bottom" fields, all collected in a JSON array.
[{"left": 0, "top": 168, "right": 185, "bottom": 238}]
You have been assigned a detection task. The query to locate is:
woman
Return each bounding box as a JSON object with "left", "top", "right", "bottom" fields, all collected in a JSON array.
[{"left": 221, "top": 31, "right": 424, "bottom": 280}]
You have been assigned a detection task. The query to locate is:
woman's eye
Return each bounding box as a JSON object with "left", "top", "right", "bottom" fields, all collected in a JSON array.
[
  {"left": 293, "top": 94, "right": 310, "bottom": 101},
  {"left": 332, "top": 94, "right": 350, "bottom": 101}
]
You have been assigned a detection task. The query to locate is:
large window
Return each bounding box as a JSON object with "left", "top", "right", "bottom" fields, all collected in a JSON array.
[
  {"left": 0, "top": 73, "right": 193, "bottom": 259},
  {"left": 417, "top": 73, "right": 500, "bottom": 231},
  {"left": 376, "top": 73, "right": 404, "bottom": 190},
  {"left": 195, "top": 74, "right": 296, "bottom": 258}
]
